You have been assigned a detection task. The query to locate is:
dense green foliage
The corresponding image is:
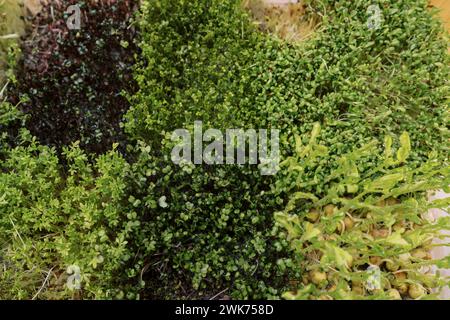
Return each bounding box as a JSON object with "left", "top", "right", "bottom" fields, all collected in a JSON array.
[
  {"left": 0, "top": 0, "right": 448, "bottom": 299},
  {"left": 126, "top": 0, "right": 449, "bottom": 298},
  {"left": 125, "top": 1, "right": 292, "bottom": 299},
  {"left": 0, "top": 104, "right": 145, "bottom": 299}
]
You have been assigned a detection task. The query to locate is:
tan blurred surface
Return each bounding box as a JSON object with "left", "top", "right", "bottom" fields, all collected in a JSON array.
[
  {"left": 429, "top": 0, "right": 450, "bottom": 53},
  {"left": 23, "top": 0, "right": 42, "bottom": 16},
  {"left": 430, "top": 0, "right": 450, "bottom": 31}
]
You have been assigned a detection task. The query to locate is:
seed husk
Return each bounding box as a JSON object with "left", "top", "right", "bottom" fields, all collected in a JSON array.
[
  {"left": 398, "top": 253, "right": 411, "bottom": 262},
  {"left": 394, "top": 272, "right": 407, "bottom": 280},
  {"left": 371, "top": 228, "right": 389, "bottom": 238},
  {"left": 324, "top": 204, "right": 336, "bottom": 216},
  {"left": 318, "top": 294, "right": 333, "bottom": 300},
  {"left": 386, "top": 260, "right": 400, "bottom": 272},
  {"left": 408, "top": 284, "right": 425, "bottom": 299},
  {"left": 396, "top": 283, "right": 409, "bottom": 295},
  {"left": 344, "top": 216, "right": 354, "bottom": 230},
  {"left": 327, "top": 283, "right": 337, "bottom": 292},
  {"left": 412, "top": 249, "right": 428, "bottom": 260},
  {"left": 310, "top": 270, "right": 327, "bottom": 286},
  {"left": 386, "top": 198, "right": 399, "bottom": 206},
  {"left": 306, "top": 208, "right": 320, "bottom": 223},
  {"left": 393, "top": 221, "right": 406, "bottom": 233},
  {"left": 369, "top": 256, "right": 382, "bottom": 266},
  {"left": 325, "top": 234, "right": 338, "bottom": 241},
  {"left": 376, "top": 199, "right": 386, "bottom": 207},
  {"left": 387, "top": 289, "right": 402, "bottom": 300},
  {"left": 352, "top": 283, "right": 364, "bottom": 295}
]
